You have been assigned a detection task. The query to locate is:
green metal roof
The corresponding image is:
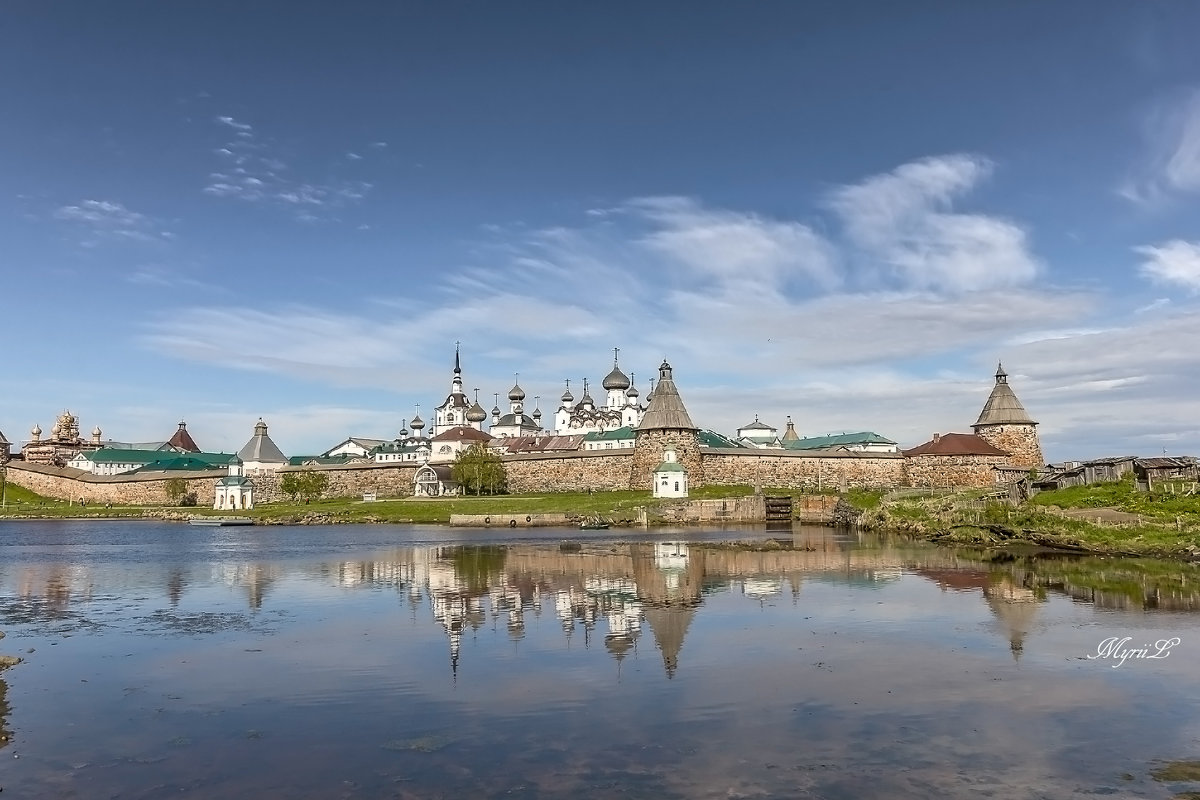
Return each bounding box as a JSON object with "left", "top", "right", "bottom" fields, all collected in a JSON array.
[
  {"left": 582, "top": 425, "right": 636, "bottom": 442},
  {"left": 218, "top": 475, "right": 253, "bottom": 487},
  {"left": 81, "top": 448, "right": 173, "bottom": 465},
  {"left": 288, "top": 454, "right": 354, "bottom": 465},
  {"left": 782, "top": 431, "right": 896, "bottom": 451},
  {"left": 654, "top": 460, "right": 687, "bottom": 473},
  {"left": 133, "top": 452, "right": 236, "bottom": 472},
  {"left": 698, "top": 430, "right": 743, "bottom": 448}
]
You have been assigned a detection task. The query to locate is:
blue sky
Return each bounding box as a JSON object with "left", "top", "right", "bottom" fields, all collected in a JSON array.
[{"left": 3, "top": 1, "right": 1200, "bottom": 460}]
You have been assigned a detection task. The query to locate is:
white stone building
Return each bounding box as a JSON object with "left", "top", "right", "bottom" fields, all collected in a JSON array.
[
  {"left": 489, "top": 376, "right": 542, "bottom": 438},
  {"left": 214, "top": 457, "right": 254, "bottom": 510},
  {"left": 652, "top": 447, "right": 689, "bottom": 498},
  {"left": 430, "top": 425, "right": 493, "bottom": 464},
  {"left": 554, "top": 350, "right": 645, "bottom": 435},
  {"left": 736, "top": 416, "right": 782, "bottom": 448},
  {"left": 433, "top": 346, "right": 489, "bottom": 435}
]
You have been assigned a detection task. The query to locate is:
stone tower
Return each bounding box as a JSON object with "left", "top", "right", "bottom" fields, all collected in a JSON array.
[
  {"left": 972, "top": 363, "right": 1043, "bottom": 470},
  {"left": 631, "top": 360, "right": 703, "bottom": 489}
]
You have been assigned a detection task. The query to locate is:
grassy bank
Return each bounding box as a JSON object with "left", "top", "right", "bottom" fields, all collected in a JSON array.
[
  {"left": 860, "top": 482, "right": 1200, "bottom": 559},
  {"left": 0, "top": 483, "right": 796, "bottom": 525}
]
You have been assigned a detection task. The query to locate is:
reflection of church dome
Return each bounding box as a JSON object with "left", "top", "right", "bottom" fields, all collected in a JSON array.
[{"left": 605, "top": 632, "right": 634, "bottom": 661}]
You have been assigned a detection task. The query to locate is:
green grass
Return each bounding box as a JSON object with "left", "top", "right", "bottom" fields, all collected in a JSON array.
[
  {"left": 860, "top": 486, "right": 1200, "bottom": 558},
  {"left": 1032, "top": 477, "right": 1200, "bottom": 526}
]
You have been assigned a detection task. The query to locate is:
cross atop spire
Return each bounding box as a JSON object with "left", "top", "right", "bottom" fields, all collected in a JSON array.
[
  {"left": 454, "top": 342, "right": 461, "bottom": 374},
  {"left": 613, "top": 346, "right": 620, "bottom": 365}
]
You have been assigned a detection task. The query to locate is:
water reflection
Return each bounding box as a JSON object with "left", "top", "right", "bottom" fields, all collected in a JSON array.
[
  {"left": 5, "top": 529, "right": 1200, "bottom": 678},
  {"left": 2, "top": 524, "right": 1200, "bottom": 798}
]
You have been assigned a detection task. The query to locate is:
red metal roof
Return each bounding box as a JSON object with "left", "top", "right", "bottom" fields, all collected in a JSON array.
[{"left": 903, "top": 432, "right": 1008, "bottom": 457}]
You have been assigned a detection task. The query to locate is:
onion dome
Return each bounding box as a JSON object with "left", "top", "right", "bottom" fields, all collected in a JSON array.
[
  {"left": 31, "top": 423, "right": 42, "bottom": 436},
  {"left": 578, "top": 379, "right": 595, "bottom": 408},
  {"left": 561, "top": 379, "right": 574, "bottom": 405},
  {"left": 602, "top": 357, "right": 630, "bottom": 391},
  {"left": 399, "top": 420, "right": 409, "bottom": 438},
  {"left": 508, "top": 374, "right": 525, "bottom": 402},
  {"left": 625, "top": 373, "right": 639, "bottom": 399},
  {"left": 92, "top": 426, "right": 102, "bottom": 436},
  {"left": 532, "top": 407, "right": 542, "bottom": 420},
  {"left": 410, "top": 413, "right": 425, "bottom": 432},
  {"left": 467, "top": 389, "right": 488, "bottom": 424}
]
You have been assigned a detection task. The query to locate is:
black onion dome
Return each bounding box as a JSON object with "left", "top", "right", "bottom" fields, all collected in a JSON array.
[{"left": 602, "top": 364, "right": 630, "bottom": 391}]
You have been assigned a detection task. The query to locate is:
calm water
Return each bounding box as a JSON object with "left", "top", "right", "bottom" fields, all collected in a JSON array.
[{"left": 1, "top": 521, "right": 1199, "bottom": 799}]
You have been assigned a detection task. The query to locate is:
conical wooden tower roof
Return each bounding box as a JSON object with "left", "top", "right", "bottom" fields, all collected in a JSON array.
[
  {"left": 636, "top": 360, "right": 698, "bottom": 432},
  {"left": 974, "top": 363, "right": 1036, "bottom": 427}
]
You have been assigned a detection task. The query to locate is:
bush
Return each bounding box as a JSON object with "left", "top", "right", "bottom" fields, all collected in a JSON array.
[{"left": 280, "top": 470, "right": 329, "bottom": 503}]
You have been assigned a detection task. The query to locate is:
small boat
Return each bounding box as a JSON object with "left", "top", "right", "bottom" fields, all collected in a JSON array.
[
  {"left": 189, "top": 516, "right": 254, "bottom": 527},
  {"left": 579, "top": 517, "right": 610, "bottom": 530}
]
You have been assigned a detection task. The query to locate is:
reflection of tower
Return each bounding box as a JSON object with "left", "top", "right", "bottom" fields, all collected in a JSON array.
[
  {"left": 631, "top": 543, "right": 704, "bottom": 678},
  {"left": 245, "top": 565, "right": 275, "bottom": 611},
  {"left": 167, "top": 568, "right": 186, "bottom": 608},
  {"left": 983, "top": 575, "right": 1043, "bottom": 661}
]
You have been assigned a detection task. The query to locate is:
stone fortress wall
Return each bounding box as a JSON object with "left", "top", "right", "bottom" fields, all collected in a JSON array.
[
  {"left": 3, "top": 361, "right": 1039, "bottom": 504},
  {"left": 7, "top": 445, "right": 980, "bottom": 503}
]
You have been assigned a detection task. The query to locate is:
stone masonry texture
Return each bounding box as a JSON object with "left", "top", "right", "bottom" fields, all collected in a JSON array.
[
  {"left": 5, "top": 446, "right": 1019, "bottom": 503},
  {"left": 974, "top": 424, "right": 1044, "bottom": 470}
]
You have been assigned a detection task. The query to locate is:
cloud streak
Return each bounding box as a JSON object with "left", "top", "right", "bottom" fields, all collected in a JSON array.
[
  {"left": 1135, "top": 239, "right": 1200, "bottom": 292},
  {"left": 53, "top": 199, "right": 173, "bottom": 246},
  {"left": 1121, "top": 89, "right": 1200, "bottom": 204},
  {"left": 203, "top": 115, "right": 373, "bottom": 221},
  {"left": 143, "top": 152, "right": 1200, "bottom": 457},
  {"left": 829, "top": 154, "right": 1039, "bottom": 292}
]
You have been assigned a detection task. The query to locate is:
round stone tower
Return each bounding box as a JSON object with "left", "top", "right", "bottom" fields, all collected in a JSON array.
[
  {"left": 631, "top": 360, "right": 703, "bottom": 489},
  {"left": 972, "top": 363, "right": 1044, "bottom": 470}
]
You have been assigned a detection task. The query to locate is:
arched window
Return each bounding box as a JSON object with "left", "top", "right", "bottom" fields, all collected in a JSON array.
[{"left": 674, "top": 482, "right": 680, "bottom": 492}]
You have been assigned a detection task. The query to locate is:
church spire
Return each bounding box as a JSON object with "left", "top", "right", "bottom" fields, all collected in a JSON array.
[{"left": 450, "top": 342, "right": 464, "bottom": 394}]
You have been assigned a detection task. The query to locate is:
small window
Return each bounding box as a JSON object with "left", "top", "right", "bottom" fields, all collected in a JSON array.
[{"left": 674, "top": 481, "right": 680, "bottom": 492}]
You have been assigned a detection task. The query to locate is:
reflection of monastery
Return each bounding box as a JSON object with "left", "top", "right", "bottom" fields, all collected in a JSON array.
[{"left": 7, "top": 536, "right": 1200, "bottom": 677}]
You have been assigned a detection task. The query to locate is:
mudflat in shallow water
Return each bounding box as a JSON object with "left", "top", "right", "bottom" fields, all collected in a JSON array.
[{"left": 1, "top": 520, "right": 1199, "bottom": 799}]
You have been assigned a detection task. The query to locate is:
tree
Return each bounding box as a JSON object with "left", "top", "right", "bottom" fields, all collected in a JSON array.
[
  {"left": 280, "top": 470, "right": 330, "bottom": 503},
  {"left": 165, "top": 478, "right": 189, "bottom": 506},
  {"left": 451, "top": 444, "right": 507, "bottom": 496}
]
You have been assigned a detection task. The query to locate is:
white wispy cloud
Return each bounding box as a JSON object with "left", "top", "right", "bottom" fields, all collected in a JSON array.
[
  {"left": 629, "top": 196, "right": 840, "bottom": 292},
  {"left": 144, "top": 153, "right": 1200, "bottom": 456},
  {"left": 1135, "top": 239, "right": 1200, "bottom": 292},
  {"left": 1121, "top": 89, "right": 1200, "bottom": 204},
  {"left": 52, "top": 199, "right": 172, "bottom": 246},
  {"left": 829, "top": 154, "right": 1039, "bottom": 292},
  {"left": 203, "top": 115, "right": 373, "bottom": 221}
]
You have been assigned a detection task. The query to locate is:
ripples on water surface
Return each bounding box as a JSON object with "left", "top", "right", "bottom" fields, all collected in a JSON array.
[{"left": 1, "top": 520, "right": 1199, "bottom": 799}]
